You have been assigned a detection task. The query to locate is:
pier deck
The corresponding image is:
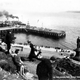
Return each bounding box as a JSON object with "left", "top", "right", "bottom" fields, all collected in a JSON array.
[
  {"left": 0, "top": 26, "right": 66, "bottom": 39},
  {"left": 27, "top": 26, "right": 66, "bottom": 39}
]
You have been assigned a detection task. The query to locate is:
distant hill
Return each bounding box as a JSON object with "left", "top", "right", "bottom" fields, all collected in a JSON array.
[{"left": 67, "top": 11, "right": 80, "bottom": 13}]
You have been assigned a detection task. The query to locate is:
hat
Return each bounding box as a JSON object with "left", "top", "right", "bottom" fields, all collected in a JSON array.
[
  {"left": 15, "top": 49, "right": 19, "bottom": 54},
  {"left": 27, "top": 40, "right": 31, "bottom": 43},
  {"left": 50, "top": 56, "right": 56, "bottom": 61}
]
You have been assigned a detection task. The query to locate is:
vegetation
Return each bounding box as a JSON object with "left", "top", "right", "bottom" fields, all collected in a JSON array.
[
  {"left": 0, "top": 51, "right": 24, "bottom": 80},
  {"left": 0, "top": 52, "right": 16, "bottom": 73},
  {"left": 56, "top": 58, "right": 80, "bottom": 76}
]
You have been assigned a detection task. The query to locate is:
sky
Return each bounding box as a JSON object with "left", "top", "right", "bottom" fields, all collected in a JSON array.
[
  {"left": 0, "top": 0, "right": 80, "bottom": 14},
  {"left": 0, "top": 0, "right": 80, "bottom": 24}
]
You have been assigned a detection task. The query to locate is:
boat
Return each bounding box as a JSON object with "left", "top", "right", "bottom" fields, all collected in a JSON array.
[{"left": 26, "top": 25, "right": 66, "bottom": 39}]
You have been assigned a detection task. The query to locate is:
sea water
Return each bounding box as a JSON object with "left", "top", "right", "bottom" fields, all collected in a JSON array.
[{"left": 14, "top": 12, "right": 80, "bottom": 50}]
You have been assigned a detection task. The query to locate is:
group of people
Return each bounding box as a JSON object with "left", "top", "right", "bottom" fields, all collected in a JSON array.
[
  {"left": 0, "top": 35, "right": 27, "bottom": 77},
  {"left": 0, "top": 36, "right": 65, "bottom": 80},
  {"left": 27, "top": 40, "right": 59, "bottom": 80},
  {"left": 10, "top": 40, "right": 57, "bottom": 80},
  {"left": 1, "top": 29, "right": 80, "bottom": 80},
  {"left": 0, "top": 38, "right": 67, "bottom": 80}
]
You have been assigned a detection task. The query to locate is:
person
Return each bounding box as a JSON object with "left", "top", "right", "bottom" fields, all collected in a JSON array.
[
  {"left": 11, "top": 49, "right": 23, "bottom": 73},
  {"left": 27, "top": 41, "right": 37, "bottom": 61},
  {"left": 72, "top": 48, "right": 80, "bottom": 61},
  {"left": 77, "top": 36, "right": 80, "bottom": 48},
  {"left": 4, "top": 31, "right": 12, "bottom": 54},
  {"left": 4, "top": 30, "right": 15, "bottom": 54},
  {"left": 73, "top": 37, "right": 80, "bottom": 61},
  {"left": 36, "top": 57, "right": 56, "bottom": 80}
]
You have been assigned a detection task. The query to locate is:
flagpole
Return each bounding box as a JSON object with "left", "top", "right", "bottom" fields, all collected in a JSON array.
[
  {"left": 37, "top": 20, "right": 39, "bottom": 27},
  {"left": 42, "top": 22, "right": 43, "bottom": 27}
]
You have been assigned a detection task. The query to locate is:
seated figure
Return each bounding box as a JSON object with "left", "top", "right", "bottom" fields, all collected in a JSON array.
[{"left": 11, "top": 49, "right": 23, "bottom": 73}]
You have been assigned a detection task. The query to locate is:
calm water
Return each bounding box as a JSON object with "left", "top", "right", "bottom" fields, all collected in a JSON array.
[{"left": 14, "top": 12, "right": 80, "bottom": 50}]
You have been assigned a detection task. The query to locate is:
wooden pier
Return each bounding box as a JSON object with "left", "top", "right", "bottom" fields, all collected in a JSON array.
[
  {"left": 0, "top": 25, "right": 66, "bottom": 39},
  {"left": 26, "top": 25, "right": 66, "bottom": 39}
]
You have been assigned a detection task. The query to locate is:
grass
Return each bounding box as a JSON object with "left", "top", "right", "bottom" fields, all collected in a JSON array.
[
  {"left": 56, "top": 58, "right": 80, "bottom": 76},
  {"left": 0, "top": 52, "right": 16, "bottom": 73},
  {"left": 0, "top": 51, "right": 23, "bottom": 80}
]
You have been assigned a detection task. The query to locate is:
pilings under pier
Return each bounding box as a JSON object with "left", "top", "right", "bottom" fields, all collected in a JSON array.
[
  {"left": 0, "top": 26, "right": 66, "bottom": 39},
  {"left": 0, "top": 27, "right": 27, "bottom": 34}
]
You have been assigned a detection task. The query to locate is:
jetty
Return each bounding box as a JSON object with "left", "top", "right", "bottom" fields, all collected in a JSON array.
[
  {"left": 0, "top": 20, "right": 66, "bottom": 39},
  {"left": 26, "top": 25, "right": 66, "bottom": 39},
  {"left": 0, "top": 26, "right": 66, "bottom": 39}
]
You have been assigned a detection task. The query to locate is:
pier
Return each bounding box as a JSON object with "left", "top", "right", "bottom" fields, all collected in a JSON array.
[
  {"left": 26, "top": 25, "right": 66, "bottom": 39},
  {"left": 0, "top": 25, "right": 66, "bottom": 39},
  {"left": 0, "top": 26, "right": 26, "bottom": 35}
]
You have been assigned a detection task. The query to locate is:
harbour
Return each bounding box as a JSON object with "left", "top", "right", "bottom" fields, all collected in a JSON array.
[
  {"left": 14, "top": 12, "right": 80, "bottom": 50},
  {"left": 0, "top": 12, "right": 80, "bottom": 79},
  {"left": 0, "top": 0, "right": 80, "bottom": 80},
  {"left": 0, "top": 12, "right": 80, "bottom": 50}
]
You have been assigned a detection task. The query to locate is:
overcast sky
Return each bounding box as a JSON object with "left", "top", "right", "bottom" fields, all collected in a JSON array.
[
  {"left": 0, "top": 0, "right": 80, "bottom": 24},
  {"left": 0, "top": 0, "right": 80, "bottom": 14},
  {"left": 0, "top": 0, "right": 80, "bottom": 26}
]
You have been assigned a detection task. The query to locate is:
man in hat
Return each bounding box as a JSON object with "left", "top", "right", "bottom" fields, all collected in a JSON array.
[{"left": 36, "top": 56, "right": 57, "bottom": 80}]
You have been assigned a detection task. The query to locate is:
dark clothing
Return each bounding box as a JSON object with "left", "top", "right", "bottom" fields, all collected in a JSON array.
[
  {"left": 36, "top": 59, "right": 53, "bottom": 80},
  {"left": 0, "top": 46, "right": 6, "bottom": 52},
  {"left": 12, "top": 55, "right": 21, "bottom": 73},
  {"left": 5, "top": 31, "right": 13, "bottom": 53},
  {"left": 77, "top": 37, "right": 80, "bottom": 48},
  {"left": 7, "top": 43, "right": 11, "bottom": 53},
  {"left": 28, "top": 43, "right": 37, "bottom": 61}
]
